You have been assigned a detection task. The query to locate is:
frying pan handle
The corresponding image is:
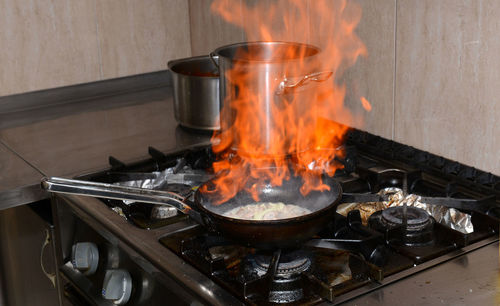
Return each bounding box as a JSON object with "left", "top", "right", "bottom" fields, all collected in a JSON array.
[{"left": 41, "top": 176, "right": 192, "bottom": 214}]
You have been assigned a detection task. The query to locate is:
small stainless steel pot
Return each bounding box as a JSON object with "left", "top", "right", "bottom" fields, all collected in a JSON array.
[
  {"left": 168, "top": 55, "right": 220, "bottom": 131},
  {"left": 212, "top": 41, "right": 332, "bottom": 155}
]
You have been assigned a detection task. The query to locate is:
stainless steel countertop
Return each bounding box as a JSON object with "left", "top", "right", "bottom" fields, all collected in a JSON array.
[
  {"left": 0, "top": 81, "right": 210, "bottom": 210},
  {"left": 0, "top": 141, "right": 46, "bottom": 207},
  {"left": 345, "top": 240, "right": 500, "bottom": 305}
]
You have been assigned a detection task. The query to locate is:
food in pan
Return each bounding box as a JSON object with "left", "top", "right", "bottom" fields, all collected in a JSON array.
[{"left": 223, "top": 202, "right": 312, "bottom": 220}]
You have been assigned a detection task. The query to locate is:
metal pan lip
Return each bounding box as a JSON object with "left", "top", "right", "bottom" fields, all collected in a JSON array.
[
  {"left": 167, "top": 55, "right": 220, "bottom": 79},
  {"left": 213, "top": 41, "right": 321, "bottom": 64},
  {"left": 193, "top": 177, "right": 342, "bottom": 224}
]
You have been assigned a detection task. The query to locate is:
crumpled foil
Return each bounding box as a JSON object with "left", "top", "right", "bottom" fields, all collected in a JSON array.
[
  {"left": 112, "top": 164, "right": 213, "bottom": 219},
  {"left": 337, "top": 187, "right": 474, "bottom": 234},
  {"left": 114, "top": 167, "right": 212, "bottom": 190},
  {"left": 111, "top": 206, "right": 127, "bottom": 219}
]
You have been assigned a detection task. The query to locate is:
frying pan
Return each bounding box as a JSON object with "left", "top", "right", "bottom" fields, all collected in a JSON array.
[{"left": 41, "top": 175, "right": 342, "bottom": 249}]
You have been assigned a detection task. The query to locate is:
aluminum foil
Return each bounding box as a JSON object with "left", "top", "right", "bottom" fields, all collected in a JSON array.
[
  {"left": 111, "top": 206, "right": 127, "bottom": 219},
  {"left": 150, "top": 206, "right": 178, "bottom": 219},
  {"left": 112, "top": 162, "right": 213, "bottom": 219},
  {"left": 114, "top": 167, "right": 212, "bottom": 190},
  {"left": 337, "top": 187, "right": 474, "bottom": 234}
]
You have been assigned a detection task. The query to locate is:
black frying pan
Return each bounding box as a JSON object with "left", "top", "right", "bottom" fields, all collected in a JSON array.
[{"left": 42, "top": 174, "right": 342, "bottom": 249}]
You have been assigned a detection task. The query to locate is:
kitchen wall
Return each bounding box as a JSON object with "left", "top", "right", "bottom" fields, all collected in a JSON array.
[
  {"left": 0, "top": 0, "right": 191, "bottom": 96},
  {"left": 394, "top": 0, "right": 500, "bottom": 176},
  {"left": 1, "top": 0, "right": 498, "bottom": 175},
  {"left": 189, "top": 0, "right": 500, "bottom": 176}
]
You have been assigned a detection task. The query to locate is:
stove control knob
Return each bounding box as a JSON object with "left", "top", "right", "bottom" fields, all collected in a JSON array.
[
  {"left": 71, "top": 242, "right": 99, "bottom": 275},
  {"left": 102, "top": 269, "right": 132, "bottom": 305}
]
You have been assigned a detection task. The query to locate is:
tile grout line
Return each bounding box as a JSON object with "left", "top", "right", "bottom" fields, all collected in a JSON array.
[
  {"left": 94, "top": 0, "right": 104, "bottom": 80},
  {"left": 240, "top": 0, "right": 246, "bottom": 41},
  {"left": 0, "top": 139, "right": 47, "bottom": 176},
  {"left": 187, "top": 0, "right": 194, "bottom": 56},
  {"left": 392, "top": 0, "right": 398, "bottom": 141}
]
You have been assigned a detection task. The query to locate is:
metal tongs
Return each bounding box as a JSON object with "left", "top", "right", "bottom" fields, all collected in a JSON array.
[{"left": 41, "top": 177, "right": 191, "bottom": 211}]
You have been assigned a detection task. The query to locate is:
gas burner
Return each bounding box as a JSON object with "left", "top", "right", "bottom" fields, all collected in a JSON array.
[
  {"left": 252, "top": 250, "right": 312, "bottom": 278},
  {"left": 246, "top": 250, "right": 312, "bottom": 304},
  {"left": 382, "top": 206, "right": 431, "bottom": 231},
  {"left": 369, "top": 206, "right": 435, "bottom": 247}
]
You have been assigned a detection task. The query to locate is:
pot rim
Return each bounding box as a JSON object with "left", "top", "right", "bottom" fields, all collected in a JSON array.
[
  {"left": 167, "top": 55, "right": 220, "bottom": 79},
  {"left": 213, "top": 41, "right": 321, "bottom": 64}
]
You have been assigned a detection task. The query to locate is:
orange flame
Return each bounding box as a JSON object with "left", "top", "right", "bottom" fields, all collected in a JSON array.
[
  {"left": 205, "top": 0, "right": 367, "bottom": 204},
  {"left": 361, "top": 96, "right": 372, "bottom": 112}
]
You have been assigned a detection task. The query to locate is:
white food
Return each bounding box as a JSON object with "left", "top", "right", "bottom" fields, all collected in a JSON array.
[{"left": 223, "top": 202, "right": 312, "bottom": 220}]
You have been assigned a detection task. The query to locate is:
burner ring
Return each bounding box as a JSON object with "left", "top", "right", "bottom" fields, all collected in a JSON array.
[
  {"left": 369, "top": 206, "right": 436, "bottom": 247},
  {"left": 253, "top": 251, "right": 312, "bottom": 277},
  {"left": 381, "top": 206, "right": 431, "bottom": 232}
]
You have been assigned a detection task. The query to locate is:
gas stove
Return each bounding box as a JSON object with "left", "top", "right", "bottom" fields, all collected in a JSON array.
[{"left": 50, "top": 129, "right": 500, "bottom": 305}]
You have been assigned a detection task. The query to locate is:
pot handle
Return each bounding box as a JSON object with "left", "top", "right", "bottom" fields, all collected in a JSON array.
[
  {"left": 276, "top": 71, "right": 333, "bottom": 95},
  {"left": 209, "top": 52, "right": 220, "bottom": 71}
]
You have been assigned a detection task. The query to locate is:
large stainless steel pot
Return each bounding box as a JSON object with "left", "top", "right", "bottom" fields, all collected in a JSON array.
[
  {"left": 168, "top": 55, "right": 220, "bottom": 131},
  {"left": 212, "top": 41, "right": 332, "bottom": 155}
]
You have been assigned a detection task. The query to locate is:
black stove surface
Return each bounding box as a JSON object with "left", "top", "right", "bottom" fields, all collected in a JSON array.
[{"left": 76, "top": 129, "right": 500, "bottom": 305}]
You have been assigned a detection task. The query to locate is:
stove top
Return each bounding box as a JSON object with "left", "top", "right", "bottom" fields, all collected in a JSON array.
[{"left": 75, "top": 129, "right": 500, "bottom": 305}]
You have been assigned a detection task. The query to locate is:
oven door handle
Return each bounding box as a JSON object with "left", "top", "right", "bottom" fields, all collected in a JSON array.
[{"left": 40, "top": 228, "right": 57, "bottom": 288}]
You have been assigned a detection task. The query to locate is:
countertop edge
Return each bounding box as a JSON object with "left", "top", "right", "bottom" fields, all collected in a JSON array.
[
  {"left": 0, "top": 183, "right": 48, "bottom": 210},
  {"left": 0, "top": 70, "right": 172, "bottom": 115}
]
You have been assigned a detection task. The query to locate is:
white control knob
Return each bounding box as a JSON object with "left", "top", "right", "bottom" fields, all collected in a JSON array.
[
  {"left": 102, "top": 269, "right": 133, "bottom": 305},
  {"left": 71, "top": 242, "right": 99, "bottom": 275}
]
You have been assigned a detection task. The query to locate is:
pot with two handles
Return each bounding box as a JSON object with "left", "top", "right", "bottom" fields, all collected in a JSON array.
[{"left": 211, "top": 41, "right": 332, "bottom": 156}]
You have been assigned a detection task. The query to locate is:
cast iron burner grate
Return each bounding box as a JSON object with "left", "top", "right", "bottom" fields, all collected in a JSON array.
[
  {"left": 381, "top": 206, "right": 431, "bottom": 230},
  {"left": 160, "top": 211, "right": 409, "bottom": 305},
  {"left": 245, "top": 250, "right": 313, "bottom": 304}
]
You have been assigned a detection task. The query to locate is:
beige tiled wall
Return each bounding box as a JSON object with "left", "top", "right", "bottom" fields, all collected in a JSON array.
[
  {"left": 96, "top": 0, "right": 191, "bottom": 79},
  {"left": 189, "top": 0, "right": 499, "bottom": 175},
  {"left": 0, "top": 0, "right": 100, "bottom": 96},
  {"left": 189, "top": 0, "right": 396, "bottom": 138},
  {"left": 0, "top": 0, "right": 191, "bottom": 97},
  {"left": 395, "top": 0, "right": 500, "bottom": 175},
  {"left": 2, "top": 1, "right": 498, "bottom": 174},
  {"left": 340, "top": 0, "right": 395, "bottom": 139},
  {"left": 189, "top": 0, "right": 244, "bottom": 56}
]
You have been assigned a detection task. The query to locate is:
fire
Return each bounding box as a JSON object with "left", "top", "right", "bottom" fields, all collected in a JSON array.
[
  {"left": 204, "top": 0, "right": 367, "bottom": 204},
  {"left": 361, "top": 96, "right": 372, "bottom": 112}
]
